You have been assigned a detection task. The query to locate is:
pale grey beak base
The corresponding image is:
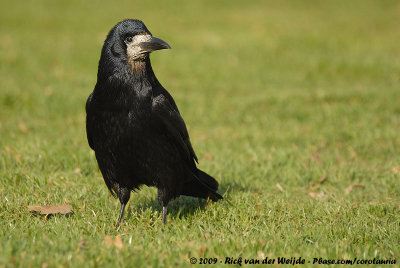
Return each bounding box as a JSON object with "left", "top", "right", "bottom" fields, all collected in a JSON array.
[{"left": 140, "top": 36, "right": 171, "bottom": 52}]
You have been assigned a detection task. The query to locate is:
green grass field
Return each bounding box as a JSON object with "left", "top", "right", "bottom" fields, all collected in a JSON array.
[{"left": 1, "top": 0, "right": 400, "bottom": 267}]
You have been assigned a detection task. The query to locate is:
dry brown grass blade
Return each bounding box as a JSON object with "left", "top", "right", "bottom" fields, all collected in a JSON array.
[
  {"left": 198, "top": 244, "right": 207, "bottom": 256},
  {"left": 318, "top": 175, "right": 328, "bottom": 184}
]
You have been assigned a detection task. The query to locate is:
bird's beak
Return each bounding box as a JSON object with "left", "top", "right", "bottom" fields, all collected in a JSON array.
[{"left": 140, "top": 36, "right": 171, "bottom": 52}]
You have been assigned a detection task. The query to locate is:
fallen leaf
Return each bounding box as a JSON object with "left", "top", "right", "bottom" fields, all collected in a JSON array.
[
  {"left": 19, "top": 122, "right": 28, "bottom": 133},
  {"left": 105, "top": 235, "right": 123, "bottom": 249},
  {"left": 345, "top": 184, "right": 365, "bottom": 195},
  {"left": 74, "top": 168, "right": 81, "bottom": 175},
  {"left": 308, "top": 176, "right": 328, "bottom": 200},
  {"left": 77, "top": 240, "right": 86, "bottom": 249},
  {"left": 308, "top": 191, "right": 327, "bottom": 201},
  {"left": 114, "top": 235, "right": 123, "bottom": 249},
  {"left": 259, "top": 238, "right": 266, "bottom": 245},
  {"left": 104, "top": 235, "right": 113, "bottom": 246},
  {"left": 27, "top": 205, "right": 72, "bottom": 215},
  {"left": 42, "top": 263, "right": 48, "bottom": 268}
]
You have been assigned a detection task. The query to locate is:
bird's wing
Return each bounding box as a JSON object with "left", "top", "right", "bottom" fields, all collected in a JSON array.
[
  {"left": 85, "top": 93, "right": 95, "bottom": 150},
  {"left": 152, "top": 94, "right": 198, "bottom": 166}
]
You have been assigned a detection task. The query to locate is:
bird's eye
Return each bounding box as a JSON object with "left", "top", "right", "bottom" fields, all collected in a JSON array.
[{"left": 125, "top": 36, "right": 133, "bottom": 43}]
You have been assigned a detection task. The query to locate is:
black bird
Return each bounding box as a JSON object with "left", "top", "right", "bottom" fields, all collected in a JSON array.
[{"left": 86, "top": 19, "right": 222, "bottom": 228}]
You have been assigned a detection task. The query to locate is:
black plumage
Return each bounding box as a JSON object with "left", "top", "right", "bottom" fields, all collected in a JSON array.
[{"left": 86, "top": 19, "right": 222, "bottom": 227}]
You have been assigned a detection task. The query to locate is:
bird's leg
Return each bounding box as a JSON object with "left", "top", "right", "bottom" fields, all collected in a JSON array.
[
  {"left": 162, "top": 205, "right": 168, "bottom": 225},
  {"left": 115, "top": 202, "right": 126, "bottom": 229},
  {"left": 158, "top": 189, "right": 169, "bottom": 225},
  {"left": 115, "top": 187, "right": 131, "bottom": 230}
]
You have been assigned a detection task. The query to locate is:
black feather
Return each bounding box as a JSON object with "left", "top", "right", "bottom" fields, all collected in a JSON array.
[{"left": 86, "top": 19, "right": 222, "bottom": 227}]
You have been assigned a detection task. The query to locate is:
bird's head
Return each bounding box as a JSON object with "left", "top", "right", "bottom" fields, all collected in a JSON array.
[{"left": 103, "top": 19, "right": 171, "bottom": 65}]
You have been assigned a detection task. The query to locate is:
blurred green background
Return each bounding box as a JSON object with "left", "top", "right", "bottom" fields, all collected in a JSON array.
[{"left": 1, "top": 0, "right": 399, "bottom": 267}]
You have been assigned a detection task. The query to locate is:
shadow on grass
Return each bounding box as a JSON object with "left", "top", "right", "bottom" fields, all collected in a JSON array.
[
  {"left": 127, "top": 197, "right": 207, "bottom": 220},
  {"left": 124, "top": 182, "right": 236, "bottom": 221}
]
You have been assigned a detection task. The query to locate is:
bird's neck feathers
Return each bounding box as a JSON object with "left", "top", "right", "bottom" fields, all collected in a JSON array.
[
  {"left": 128, "top": 58, "right": 147, "bottom": 77},
  {"left": 97, "top": 52, "right": 158, "bottom": 84},
  {"left": 127, "top": 57, "right": 159, "bottom": 85},
  {"left": 94, "top": 54, "right": 160, "bottom": 107}
]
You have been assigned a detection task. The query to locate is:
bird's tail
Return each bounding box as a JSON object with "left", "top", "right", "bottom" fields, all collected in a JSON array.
[{"left": 181, "top": 169, "right": 223, "bottom": 201}]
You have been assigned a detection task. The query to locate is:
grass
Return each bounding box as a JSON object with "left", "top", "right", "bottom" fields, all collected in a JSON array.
[{"left": 1, "top": 0, "right": 400, "bottom": 266}]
